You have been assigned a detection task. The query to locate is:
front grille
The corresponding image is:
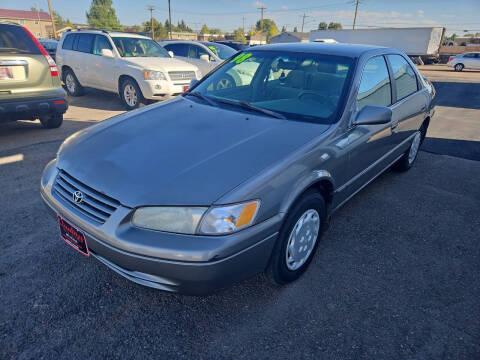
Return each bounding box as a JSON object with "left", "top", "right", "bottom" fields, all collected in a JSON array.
[
  {"left": 53, "top": 170, "right": 120, "bottom": 224},
  {"left": 168, "top": 71, "right": 196, "bottom": 82}
]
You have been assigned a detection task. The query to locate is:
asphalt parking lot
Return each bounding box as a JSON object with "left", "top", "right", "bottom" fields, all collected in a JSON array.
[{"left": 1, "top": 65, "right": 479, "bottom": 359}]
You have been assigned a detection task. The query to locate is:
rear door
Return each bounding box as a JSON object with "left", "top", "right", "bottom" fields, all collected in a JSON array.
[
  {"left": 386, "top": 54, "right": 427, "bottom": 145},
  {"left": 461, "top": 53, "right": 477, "bottom": 68},
  {"left": 0, "top": 24, "right": 54, "bottom": 102},
  {"left": 71, "top": 33, "right": 95, "bottom": 86}
]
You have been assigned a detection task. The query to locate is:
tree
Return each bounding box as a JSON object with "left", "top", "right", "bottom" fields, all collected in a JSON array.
[
  {"left": 53, "top": 11, "right": 73, "bottom": 28},
  {"left": 281, "top": 25, "right": 287, "bottom": 32},
  {"left": 142, "top": 18, "right": 167, "bottom": 40},
  {"left": 318, "top": 22, "right": 328, "bottom": 30},
  {"left": 200, "top": 24, "right": 209, "bottom": 34},
  {"left": 293, "top": 26, "right": 298, "bottom": 32},
  {"left": 177, "top": 20, "right": 193, "bottom": 32},
  {"left": 327, "top": 22, "right": 342, "bottom": 30},
  {"left": 86, "top": 0, "right": 122, "bottom": 30},
  {"left": 233, "top": 28, "right": 246, "bottom": 43},
  {"left": 255, "top": 18, "right": 278, "bottom": 41}
]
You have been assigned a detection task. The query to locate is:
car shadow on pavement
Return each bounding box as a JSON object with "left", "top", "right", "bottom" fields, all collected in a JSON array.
[
  {"left": 422, "top": 137, "right": 480, "bottom": 161},
  {"left": 432, "top": 81, "right": 480, "bottom": 109},
  {"left": 65, "top": 87, "right": 126, "bottom": 111}
]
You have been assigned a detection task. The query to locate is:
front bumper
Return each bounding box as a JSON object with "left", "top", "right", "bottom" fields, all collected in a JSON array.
[
  {"left": 138, "top": 79, "right": 192, "bottom": 100},
  {"left": 40, "top": 161, "right": 281, "bottom": 295},
  {"left": 0, "top": 96, "right": 68, "bottom": 123}
]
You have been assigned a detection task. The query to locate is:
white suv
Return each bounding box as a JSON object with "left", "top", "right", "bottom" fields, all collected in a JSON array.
[{"left": 56, "top": 30, "right": 200, "bottom": 109}]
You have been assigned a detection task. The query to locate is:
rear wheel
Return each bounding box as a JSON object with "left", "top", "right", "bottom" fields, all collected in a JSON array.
[
  {"left": 394, "top": 130, "right": 423, "bottom": 172},
  {"left": 454, "top": 63, "right": 464, "bottom": 72},
  {"left": 266, "top": 190, "right": 326, "bottom": 285},
  {"left": 120, "top": 78, "right": 144, "bottom": 110},
  {"left": 40, "top": 114, "right": 63, "bottom": 129},
  {"left": 215, "top": 74, "right": 235, "bottom": 90},
  {"left": 63, "top": 69, "right": 84, "bottom": 96}
]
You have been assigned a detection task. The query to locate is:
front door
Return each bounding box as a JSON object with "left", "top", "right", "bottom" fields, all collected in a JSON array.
[
  {"left": 90, "top": 35, "right": 117, "bottom": 91},
  {"left": 338, "top": 55, "right": 396, "bottom": 201}
]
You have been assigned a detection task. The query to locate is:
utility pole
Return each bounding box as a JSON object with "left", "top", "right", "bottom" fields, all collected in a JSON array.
[
  {"left": 301, "top": 13, "right": 309, "bottom": 33},
  {"left": 168, "top": 0, "right": 172, "bottom": 39},
  {"left": 147, "top": 5, "right": 155, "bottom": 40},
  {"left": 353, "top": 0, "right": 359, "bottom": 30},
  {"left": 47, "top": 0, "right": 56, "bottom": 39},
  {"left": 242, "top": 16, "right": 246, "bottom": 34},
  {"left": 258, "top": 6, "right": 266, "bottom": 33}
]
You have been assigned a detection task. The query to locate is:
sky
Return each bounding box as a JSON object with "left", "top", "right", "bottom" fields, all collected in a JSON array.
[{"left": 2, "top": 0, "right": 479, "bottom": 35}]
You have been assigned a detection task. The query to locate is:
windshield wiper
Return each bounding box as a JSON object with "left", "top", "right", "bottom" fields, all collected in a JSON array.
[
  {"left": 185, "top": 92, "right": 217, "bottom": 107},
  {"left": 213, "top": 98, "right": 285, "bottom": 119}
]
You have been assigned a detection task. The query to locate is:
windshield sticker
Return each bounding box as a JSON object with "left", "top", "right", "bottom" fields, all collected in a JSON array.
[
  {"left": 230, "top": 53, "right": 252, "bottom": 64},
  {"left": 208, "top": 45, "right": 219, "bottom": 55}
]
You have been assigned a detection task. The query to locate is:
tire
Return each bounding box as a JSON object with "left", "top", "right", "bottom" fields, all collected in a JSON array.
[
  {"left": 40, "top": 114, "right": 63, "bottom": 129},
  {"left": 393, "top": 125, "right": 426, "bottom": 172},
  {"left": 215, "top": 74, "right": 235, "bottom": 90},
  {"left": 266, "top": 190, "right": 327, "bottom": 285},
  {"left": 120, "top": 78, "right": 144, "bottom": 110},
  {"left": 63, "top": 69, "right": 84, "bottom": 96},
  {"left": 454, "top": 63, "right": 464, "bottom": 72}
]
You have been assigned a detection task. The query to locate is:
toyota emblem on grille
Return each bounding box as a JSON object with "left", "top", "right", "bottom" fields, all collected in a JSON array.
[{"left": 72, "top": 191, "right": 84, "bottom": 204}]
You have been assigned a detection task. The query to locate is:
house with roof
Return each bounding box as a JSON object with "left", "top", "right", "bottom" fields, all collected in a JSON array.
[
  {"left": 270, "top": 32, "right": 310, "bottom": 44},
  {"left": 0, "top": 8, "right": 54, "bottom": 38}
]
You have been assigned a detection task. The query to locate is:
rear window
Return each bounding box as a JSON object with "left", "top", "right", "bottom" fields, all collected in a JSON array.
[{"left": 0, "top": 24, "right": 41, "bottom": 54}]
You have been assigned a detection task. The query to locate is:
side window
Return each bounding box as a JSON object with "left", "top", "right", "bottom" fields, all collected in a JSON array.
[
  {"left": 188, "top": 45, "right": 209, "bottom": 59},
  {"left": 75, "top": 34, "right": 94, "bottom": 54},
  {"left": 62, "top": 34, "right": 74, "bottom": 50},
  {"left": 164, "top": 43, "right": 188, "bottom": 57},
  {"left": 357, "top": 56, "right": 391, "bottom": 110},
  {"left": 93, "top": 35, "right": 112, "bottom": 55},
  {"left": 463, "top": 53, "right": 474, "bottom": 58},
  {"left": 387, "top": 55, "right": 418, "bottom": 101}
]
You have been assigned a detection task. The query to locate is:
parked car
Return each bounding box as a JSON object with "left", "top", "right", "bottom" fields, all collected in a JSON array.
[
  {"left": 41, "top": 43, "right": 434, "bottom": 295},
  {"left": 447, "top": 52, "right": 480, "bottom": 71},
  {"left": 215, "top": 40, "right": 247, "bottom": 51},
  {"left": 159, "top": 40, "right": 236, "bottom": 77},
  {"left": 56, "top": 30, "right": 200, "bottom": 110},
  {"left": 0, "top": 21, "right": 67, "bottom": 128},
  {"left": 38, "top": 38, "right": 58, "bottom": 61}
]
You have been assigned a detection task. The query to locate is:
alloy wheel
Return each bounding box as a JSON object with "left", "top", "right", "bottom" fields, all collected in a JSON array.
[
  {"left": 65, "top": 73, "right": 76, "bottom": 93},
  {"left": 123, "top": 84, "right": 138, "bottom": 107}
]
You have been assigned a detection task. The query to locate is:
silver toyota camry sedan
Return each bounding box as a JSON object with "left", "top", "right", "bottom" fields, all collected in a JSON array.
[{"left": 41, "top": 43, "right": 435, "bottom": 295}]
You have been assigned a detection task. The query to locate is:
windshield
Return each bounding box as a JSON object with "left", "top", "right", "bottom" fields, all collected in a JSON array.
[
  {"left": 190, "top": 50, "right": 354, "bottom": 124},
  {"left": 202, "top": 42, "right": 236, "bottom": 60},
  {"left": 112, "top": 37, "right": 170, "bottom": 58}
]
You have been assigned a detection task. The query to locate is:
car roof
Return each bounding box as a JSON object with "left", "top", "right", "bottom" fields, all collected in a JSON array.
[
  {"left": 63, "top": 29, "right": 150, "bottom": 40},
  {"left": 249, "top": 42, "right": 396, "bottom": 58}
]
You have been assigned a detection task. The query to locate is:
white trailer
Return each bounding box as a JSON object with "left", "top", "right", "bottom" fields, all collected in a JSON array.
[{"left": 310, "top": 27, "right": 445, "bottom": 63}]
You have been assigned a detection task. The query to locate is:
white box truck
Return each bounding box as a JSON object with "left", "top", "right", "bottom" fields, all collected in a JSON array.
[{"left": 310, "top": 27, "right": 445, "bottom": 64}]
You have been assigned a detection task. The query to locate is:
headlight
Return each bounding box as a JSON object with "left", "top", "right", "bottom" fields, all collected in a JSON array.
[
  {"left": 198, "top": 200, "right": 260, "bottom": 235},
  {"left": 142, "top": 70, "right": 166, "bottom": 80},
  {"left": 132, "top": 207, "right": 207, "bottom": 234}
]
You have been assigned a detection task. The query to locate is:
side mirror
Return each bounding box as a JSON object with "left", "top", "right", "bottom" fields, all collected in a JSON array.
[
  {"left": 353, "top": 105, "right": 392, "bottom": 126},
  {"left": 168, "top": 51, "right": 174, "bottom": 58},
  {"left": 189, "top": 79, "right": 199, "bottom": 88},
  {"left": 200, "top": 54, "right": 210, "bottom": 62},
  {"left": 101, "top": 48, "right": 114, "bottom": 58}
]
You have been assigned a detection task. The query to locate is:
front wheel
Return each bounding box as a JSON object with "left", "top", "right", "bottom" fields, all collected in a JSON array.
[
  {"left": 266, "top": 190, "right": 326, "bottom": 285},
  {"left": 120, "top": 78, "right": 144, "bottom": 110},
  {"left": 454, "top": 63, "right": 464, "bottom": 72},
  {"left": 215, "top": 74, "right": 235, "bottom": 90}
]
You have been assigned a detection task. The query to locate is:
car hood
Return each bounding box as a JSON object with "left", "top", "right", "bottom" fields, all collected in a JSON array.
[
  {"left": 122, "top": 57, "right": 197, "bottom": 72},
  {"left": 57, "top": 98, "right": 330, "bottom": 207}
]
